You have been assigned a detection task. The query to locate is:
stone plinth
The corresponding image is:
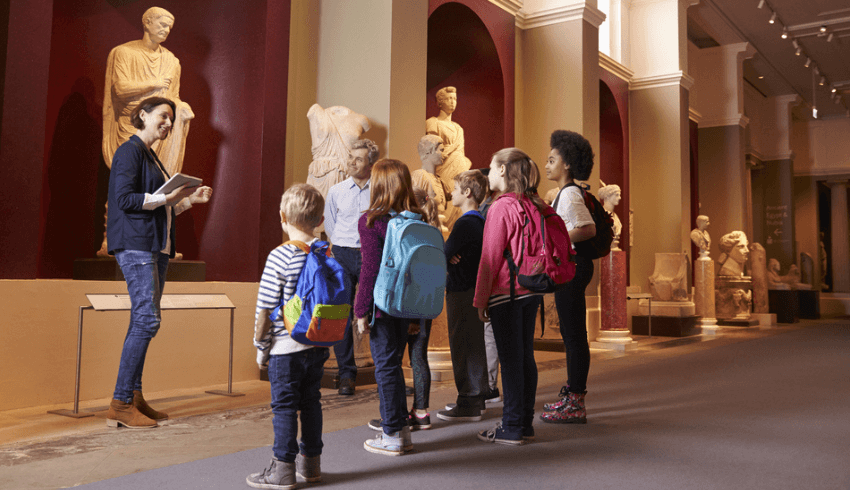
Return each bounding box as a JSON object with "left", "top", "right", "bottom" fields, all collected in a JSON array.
[
  {"left": 631, "top": 315, "right": 700, "bottom": 337},
  {"left": 638, "top": 300, "right": 695, "bottom": 317},
  {"left": 798, "top": 289, "right": 820, "bottom": 319},
  {"left": 715, "top": 276, "right": 753, "bottom": 322},
  {"left": 768, "top": 289, "right": 799, "bottom": 323},
  {"left": 597, "top": 250, "right": 634, "bottom": 350},
  {"left": 694, "top": 257, "right": 717, "bottom": 334}
]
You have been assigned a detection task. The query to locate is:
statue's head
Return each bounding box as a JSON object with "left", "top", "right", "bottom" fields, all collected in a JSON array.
[
  {"left": 768, "top": 258, "right": 780, "bottom": 273},
  {"left": 143, "top": 7, "right": 175, "bottom": 45},
  {"left": 598, "top": 184, "right": 621, "bottom": 208},
  {"left": 719, "top": 231, "right": 749, "bottom": 264},
  {"left": 435, "top": 87, "right": 457, "bottom": 114},
  {"left": 417, "top": 134, "right": 444, "bottom": 168},
  {"left": 696, "top": 215, "right": 710, "bottom": 230}
]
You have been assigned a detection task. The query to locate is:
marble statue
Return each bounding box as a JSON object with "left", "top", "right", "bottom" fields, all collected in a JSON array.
[
  {"left": 767, "top": 258, "right": 801, "bottom": 289},
  {"left": 412, "top": 135, "right": 448, "bottom": 233},
  {"left": 749, "top": 242, "right": 769, "bottom": 313},
  {"left": 717, "top": 231, "right": 749, "bottom": 277},
  {"left": 648, "top": 253, "right": 689, "bottom": 302},
  {"left": 598, "top": 183, "right": 622, "bottom": 250},
  {"left": 306, "top": 103, "right": 371, "bottom": 198},
  {"left": 819, "top": 233, "right": 829, "bottom": 291},
  {"left": 99, "top": 6, "right": 194, "bottom": 257},
  {"left": 800, "top": 252, "right": 814, "bottom": 286},
  {"left": 690, "top": 215, "right": 711, "bottom": 258},
  {"left": 426, "top": 86, "right": 471, "bottom": 229}
]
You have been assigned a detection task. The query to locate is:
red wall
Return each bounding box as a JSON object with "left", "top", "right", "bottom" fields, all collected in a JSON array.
[
  {"left": 1, "top": 0, "right": 290, "bottom": 282},
  {"left": 427, "top": 0, "right": 515, "bottom": 169},
  {"left": 599, "top": 72, "right": 630, "bottom": 282}
]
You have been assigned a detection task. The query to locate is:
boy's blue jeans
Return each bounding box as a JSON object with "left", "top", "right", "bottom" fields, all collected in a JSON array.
[
  {"left": 113, "top": 250, "right": 169, "bottom": 403},
  {"left": 269, "top": 347, "right": 330, "bottom": 462}
]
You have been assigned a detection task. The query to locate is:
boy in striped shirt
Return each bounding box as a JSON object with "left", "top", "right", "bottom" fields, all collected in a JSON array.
[{"left": 248, "top": 184, "right": 329, "bottom": 490}]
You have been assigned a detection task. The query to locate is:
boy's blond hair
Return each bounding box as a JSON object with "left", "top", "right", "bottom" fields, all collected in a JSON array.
[
  {"left": 454, "top": 170, "right": 488, "bottom": 206},
  {"left": 280, "top": 184, "right": 324, "bottom": 230}
]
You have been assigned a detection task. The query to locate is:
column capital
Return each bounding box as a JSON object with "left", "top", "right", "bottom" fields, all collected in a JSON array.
[
  {"left": 631, "top": 71, "right": 694, "bottom": 91},
  {"left": 489, "top": 0, "right": 523, "bottom": 16},
  {"left": 517, "top": 2, "right": 605, "bottom": 30}
]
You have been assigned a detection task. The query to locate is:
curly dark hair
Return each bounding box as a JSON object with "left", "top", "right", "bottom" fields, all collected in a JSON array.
[{"left": 550, "top": 130, "right": 595, "bottom": 181}]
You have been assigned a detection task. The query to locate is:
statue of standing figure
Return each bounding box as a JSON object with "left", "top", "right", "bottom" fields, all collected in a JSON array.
[
  {"left": 306, "top": 104, "right": 371, "bottom": 199},
  {"left": 690, "top": 215, "right": 711, "bottom": 258},
  {"left": 426, "top": 86, "right": 472, "bottom": 230},
  {"left": 99, "top": 6, "right": 194, "bottom": 257},
  {"left": 412, "top": 135, "right": 448, "bottom": 233}
]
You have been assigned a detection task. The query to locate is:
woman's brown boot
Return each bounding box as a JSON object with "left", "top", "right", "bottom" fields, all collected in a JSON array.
[
  {"left": 106, "top": 399, "right": 157, "bottom": 429},
  {"left": 133, "top": 390, "right": 169, "bottom": 421}
]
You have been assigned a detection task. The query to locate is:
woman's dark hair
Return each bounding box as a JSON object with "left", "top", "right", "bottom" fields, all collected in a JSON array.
[
  {"left": 130, "top": 97, "right": 176, "bottom": 130},
  {"left": 550, "top": 130, "right": 595, "bottom": 181}
]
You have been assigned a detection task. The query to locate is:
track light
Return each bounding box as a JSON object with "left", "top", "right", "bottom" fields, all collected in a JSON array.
[
  {"left": 832, "top": 87, "right": 838, "bottom": 93},
  {"left": 769, "top": 12, "right": 777, "bottom": 24},
  {"left": 757, "top": 0, "right": 766, "bottom": 8},
  {"left": 781, "top": 27, "right": 788, "bottom": 39},
  {"left": 820, "top": 25, "right": 827, "bottom": 33},
  {"left": 792, "top": 40, "right": 799, "bottom": 49},
  {"left": 796, "top": 47, "right": 802, "bottom": 56},
  {"left": 805, "top": 57, "right": 812, "bottom": 67},
  {"left": 827, "top": 33, "right": 834, "bottom": 42},
  {"left": 820, "top": 76, "right": 826, "bottom": 86}
]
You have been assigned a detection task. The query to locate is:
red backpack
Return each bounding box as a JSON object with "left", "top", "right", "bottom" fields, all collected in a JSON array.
[{"left": 502, "top": 194, "right": 576, "bottom": 298}]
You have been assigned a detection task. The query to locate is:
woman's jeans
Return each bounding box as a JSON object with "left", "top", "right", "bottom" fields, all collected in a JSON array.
[
  {"left": 370, "top": 315, "right": 410, "bottom": 434},
  {"left": 269, "top": 348, "right": 330, "bottom": 462},
  {"left": 490, "top": 295, "right": 540, "bottom": 437},
  {"left": 554, "top": 254, "right": 594, "bottom": 393},
  {"left": 113, "top": 250, "right": 169, "bottom": 403},
  {"left": 406, "top": 319, "right": 431, "bottom": 410}
]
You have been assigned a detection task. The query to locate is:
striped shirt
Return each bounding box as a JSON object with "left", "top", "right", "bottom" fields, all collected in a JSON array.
[{"left": 254, "top": 240, "right": 317, "bottom": 355}]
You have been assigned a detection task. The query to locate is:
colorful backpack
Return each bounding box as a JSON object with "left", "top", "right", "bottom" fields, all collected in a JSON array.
[
  {"left": 372, "top": 211, "right": 447, "bottom": 324},
  {"left": 270, "top": 240, "right": 349, "bottom": 347},
  {"left": 503, "top": 194, "right": 576, "bottom": 296}
]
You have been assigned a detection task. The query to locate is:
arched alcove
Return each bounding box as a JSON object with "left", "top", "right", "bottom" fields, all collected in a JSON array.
[
  {"left": 426, "top": 2, "right": 504, "bottom": 169},
  {"left": 599, "top": 79, "right": 628, "bottom": 277}
]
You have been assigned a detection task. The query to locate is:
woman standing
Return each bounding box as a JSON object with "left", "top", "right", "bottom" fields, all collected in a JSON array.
[
  {"left": 106, "top": 96, "right": 212, "bottom": 429},
  {"left": 474, "top": 148, "right": 548, "bottom": 445},
  {"left": 356, "top": 160, "right": 426, "bottom": 455},
  {"left": 541, "top": 130, "right": 596, "bottom": 424}
]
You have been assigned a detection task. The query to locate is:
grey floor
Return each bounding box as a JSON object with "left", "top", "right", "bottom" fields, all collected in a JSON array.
[{"left": 70, "top": 320, "right": 850, "bottom": 490}]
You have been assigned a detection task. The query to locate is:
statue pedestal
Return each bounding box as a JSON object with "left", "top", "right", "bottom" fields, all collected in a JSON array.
[
  {"left": 631, "top": 315, "right": 700, "bottom": 337},
  {"left": 638, "top": 300, "right": 695, "bottom": 317},
  {"left": 693, "top": 257, "right": 718, "bottom": 334},
  {"left": 715, "top": 276, "right": 755, "bottom": 325},
  {"left": 594, "top": 250, "right": 635, "bottom": 351},
  {"left": 768, "top": 289, "right": 799, "bottom": 323},
  {"left": 798, "top": 289, "right": 821, "bottom": 319}
]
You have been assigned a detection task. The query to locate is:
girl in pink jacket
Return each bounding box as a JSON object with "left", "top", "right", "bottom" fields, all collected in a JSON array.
[{"left": 474, "top": 147, "right": 548, "bottom": 446}]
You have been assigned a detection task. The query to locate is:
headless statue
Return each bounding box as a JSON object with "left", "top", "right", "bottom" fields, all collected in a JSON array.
[{"left": 306, "top": 104, "right": 370, "bottom": 199}]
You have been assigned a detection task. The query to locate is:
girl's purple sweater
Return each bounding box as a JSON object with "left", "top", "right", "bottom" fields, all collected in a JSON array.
[{"left": 354, "top": 213, "right": 389, "bottom": 319}]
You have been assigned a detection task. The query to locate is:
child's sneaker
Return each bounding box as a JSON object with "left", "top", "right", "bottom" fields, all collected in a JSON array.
[
  {"left": 295, "top": 453, "right": 321, "bottom": 483},
  {"left": 477, "top": 422, "right": 524, "bottom": 446},
  {"left": 407, "top": 410, "right": 432, "bottom": 430},
  {"left": 436, "top": 404, "right": 482, "bottom": 422},
  {"left": 484, "top": 387, "right": 501, "bottom": 404},
  {"left": 246, "top": 458, "right": 296, "bottom": 489},
  {"left": 367, "top": 418, "right": 383, "bottom": 431},
  {"left": 364, "top": 429, "right": 406, "bottom": 456}
]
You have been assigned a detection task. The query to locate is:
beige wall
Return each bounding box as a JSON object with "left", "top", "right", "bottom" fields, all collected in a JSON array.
[
  {"left": 698, "top": 124, "right": 749, "bottom": 250},
  {"left": 0, "top": 280, "right": 259, "bottom": 411},
  {"left": 793, "top": 118, "right": 850, "bottom": 178},
  {"left": 285, "top": 0, "right": 320, "bottom": 186}
]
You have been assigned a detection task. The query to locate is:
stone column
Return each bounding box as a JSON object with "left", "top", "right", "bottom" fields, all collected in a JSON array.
[
  {"left": 827, "top": 181, "right": 850, "bottom": 293},
  {"left": 593, "top": 249, "right": 635, "bottom": 350},
  {"left": 694, "top": 255, "right": 717, "bottom": 334},
  {"left": 628, "top": 0, "right": 697, "bottom": 294}
]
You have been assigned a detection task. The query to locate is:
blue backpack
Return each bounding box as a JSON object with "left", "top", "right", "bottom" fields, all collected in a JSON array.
[
  {"left": 270, "top": 240, "right": 350, "bottom": 347},
  {"left": 372, "top": 211, "right": 447, "bottom": 324}
]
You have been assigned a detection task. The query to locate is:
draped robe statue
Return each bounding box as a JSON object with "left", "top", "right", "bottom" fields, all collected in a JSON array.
[
  {"left": 98, "top": 7, "right": 194, "bottom": 257},
  {"left": 426, "top": 87, "right": 471, "bottom": 229},
  {"left": 306, "top": 104, "right": 370, "bottom": 198}
]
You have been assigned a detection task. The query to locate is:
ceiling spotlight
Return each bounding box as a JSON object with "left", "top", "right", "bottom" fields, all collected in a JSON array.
[
  {"left": 758, "top": 76, "right": 764, "bottom": 79},
  {"left": 805, "top": 57, "right": 812, "bottom": 67},
  {"left": 820, "top": 76, "right": 826, "bottom": 86},
  {"left": 820, "top": 25, "right": 827, "bottom": 33},
  {"left": 832, "top": 87, "right": 837, "bottom": 93},
  {"left": 781, "top": 27, "right": 788, "bottom": 39},
  {"left": 813, "top": 107, "right": 818, "bottom": 119},
  {"left": 757, "top": 0, "right": 766, "bottom": 8},
  {"left": 792, "top": 40, "right": 799, "bottom": 49},
  {"left": 769, "top": 12, "right": 777, "bottom": 24},
  {"left": 827, "top": 33, "right": 834, "bottom": 42},
  {"left": 796, "top": 47, "right": 802, "bottom": 56}
]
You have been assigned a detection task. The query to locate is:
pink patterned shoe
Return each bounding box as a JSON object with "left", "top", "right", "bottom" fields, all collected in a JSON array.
[
  {"left": 543, "top": 385, "right": 570, "bottom": 411},
  {"left": 540, "top": 391, "right": 586, "bottom": 424}
]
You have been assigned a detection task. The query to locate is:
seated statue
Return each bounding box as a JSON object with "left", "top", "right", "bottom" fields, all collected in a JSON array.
[
  {"left": 648, "top": 253, "right": 689, "bottom": 301},
  {"left": 767, "top": 258, "right": 801, "bottom": 290},
  {"left": 717, "top": 231, "right": 749, "bottom": 277}
]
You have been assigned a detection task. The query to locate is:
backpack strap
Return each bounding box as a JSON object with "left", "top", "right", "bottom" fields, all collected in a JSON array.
[{"left": 282, "top": 240, "right": 310, "bottom": 254}]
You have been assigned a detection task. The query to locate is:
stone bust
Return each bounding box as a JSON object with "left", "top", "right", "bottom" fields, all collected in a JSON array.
[
  {"left": 598, "top": 183, "right": 622, "bottom": 250},
  {"left": 99, "top": 6, "right": 194, "bottom": 256},
  {"left": 690, "top": 215, "right": 711, "bottom": 258},
  {"left": 717, "top": 231, "right": 749, "bottom": 277}
]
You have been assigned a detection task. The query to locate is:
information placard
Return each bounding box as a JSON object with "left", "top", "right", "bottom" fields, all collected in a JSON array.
[{"left": 87, "top": 293, "right": 234, "bottom": 310}]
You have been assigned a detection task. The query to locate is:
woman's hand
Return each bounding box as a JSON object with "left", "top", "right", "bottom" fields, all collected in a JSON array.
[
  {"left": 449, "top": 254, "right": 462, "bottom": 265},
  {"left": 188, "top": 186, "right": 213, "bottom": 204},
  {"left": 408, "top": 321, "right": 421, "bottom": 336},
  {"left": 165, "top": 183, "right": 196, "bottom": 206},
  {"left": 478, "top": 306, "right": 490, "bottom": 323},
  {"left": 356, "top": 317, "right": 370, "bottom": 336}
]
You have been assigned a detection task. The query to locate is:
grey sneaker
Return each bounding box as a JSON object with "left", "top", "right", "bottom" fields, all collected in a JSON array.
[
  {"left": 246, "top": 458, "right": 296, "bottom": 489},
  {"left": 364, "top": 430, "right": 405, "bottom": 456},
  {"left": 295, "top": 453, "right": 321, "bottom": 483}
]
